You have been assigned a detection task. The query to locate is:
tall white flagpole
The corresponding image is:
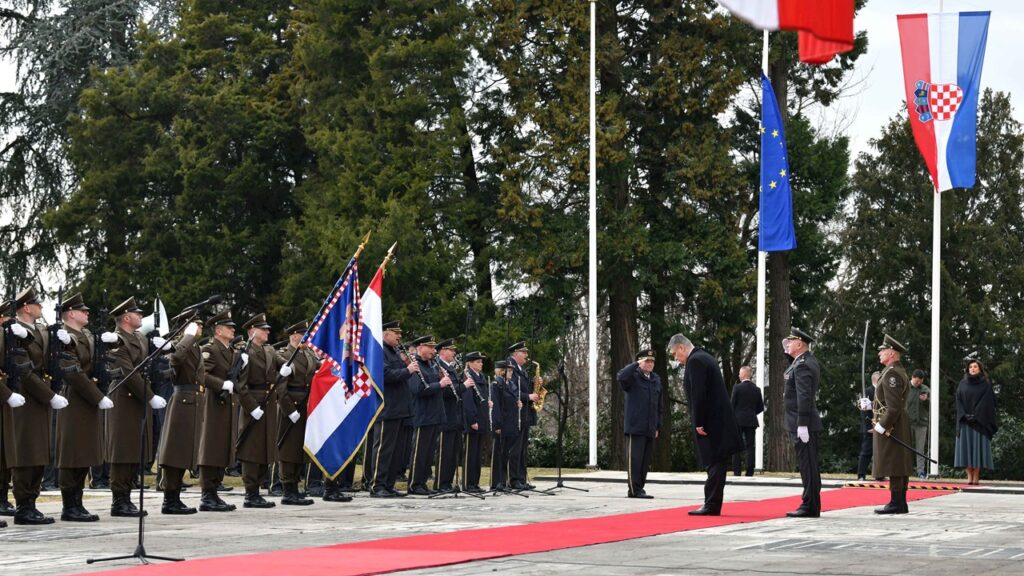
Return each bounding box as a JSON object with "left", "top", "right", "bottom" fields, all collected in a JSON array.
[
  {"left": 929, "top": 0, "right": 944, "bottom": 479},
  {"left": 588, "top": 0, "right": 598, "bottom": 468},
  {"left": 755, "top": 29, "right": 769, "bottom": 472}
]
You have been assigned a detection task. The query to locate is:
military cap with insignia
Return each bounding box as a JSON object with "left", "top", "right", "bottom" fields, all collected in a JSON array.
[
  {"left": 494, "top": 360, "right": 509, "bottom": 370},
  {"left": 783, "top": 327, "right": 815, "bottom": 344},
  {"left": 435, "top": 338, "right": 457, "bottom": 351},
  {"left": 635, "top": 348, "right": 656, "bottom": 361},
  {"left": 506, "top": 340, "right": 528, "bottom": 353},
  {"left": 242, "top": 313, "right": 271, "bottom": 331},
  {"left": 15, "top": 287, "right": 40, "bottom": 308},
  {"left": 409, "top": 335, "right": 436, "bottom": 347},
  {"left": 205, "top": 309, "right": 236, "bottom": 328},
  {"left": 464, "top": 351, "right": 486, "bottom": 361},
  {"left": 382, "top": 320, "right": 401, "bottom": 332},
  {"left": 878, "top": 334, "right": 908, "bottom": 354},
  {"left": 111, "top": 296, "right": 144, "bottom": 317},
  {"left": 285, "top": 320, "right": 308, "bottom": 335},
  {"left": 61, "top": 292, "right": 90, "bottom": 312}
]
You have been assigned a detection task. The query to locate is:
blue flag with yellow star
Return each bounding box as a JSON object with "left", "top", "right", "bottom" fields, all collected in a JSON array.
[{"left": 759, "top": 73, "right": 796, "bottom": 252}]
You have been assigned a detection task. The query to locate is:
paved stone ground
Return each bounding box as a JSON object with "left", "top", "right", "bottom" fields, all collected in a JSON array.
[{"left": 0, "top": 472, "right": 1020, "bottom": 575}]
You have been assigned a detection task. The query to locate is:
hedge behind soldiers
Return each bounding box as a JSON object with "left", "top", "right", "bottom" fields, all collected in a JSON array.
[
  {"left": 782, "top": 328, "right": 823, "bottom": 518},
  {"left": 407, "top": 335, "right": 449, "bottom": 495},
  {"left": 55, "top": 293, "right": 110, "bottom": 522},
  {"left": 617, "top": 348, "right": 662, "bottom": 499},
  {"left": 872, "top": 334, "right": 913, "bottom": 514},
  {"left": 434, "top": 339, "right": 463, "bottom": 493},
  {"left": 460, "top": 351, "right": 489, "bottom": 493},
  {"left": 505, "top": 341, "right": 537, "bottom": 490},
  {"left": 274, "top": 321, "right": 315, "bottom": 506},
  {"left": 369, "top": 321, "right": 416, "bottom": 498},
  {"left": 197, "top": 310, "right": 239, "bottom": 512},
  {"left": 1, "top": 299, "right": 31, "bottom": 522}
]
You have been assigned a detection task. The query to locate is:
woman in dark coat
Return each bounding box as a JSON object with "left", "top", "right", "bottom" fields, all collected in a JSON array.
[{"left": 954, "top": 359, "right": 998, "bottom": 485}]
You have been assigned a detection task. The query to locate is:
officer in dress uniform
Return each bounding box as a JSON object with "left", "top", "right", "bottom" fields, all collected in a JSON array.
[
  {"left": 55, "top": 293, "right": 109, "bottom": 522},
  {"left": 433, "top": 338, "right": 463, "bottom": 493},
  {"left": 369, "top": 321, "right": 416, "bottom": 498},
  {"left": 0, "top": 300, "right": 31, "bottom": 524},
  {"left": 274, "top": 321, "right": 316, "bottom": 506},
  {"left": 782, "top": 328, "right": 823, "bottom": 518},
  {"left": 106, "top": 297, "right": 167, "bottom": 517},
  {"left": 460, "top": 351, "right": 489, "bottom": 493},
  {"left": 870, "top": 334, "right": 913, "bottom": 514},
  {"left": 493, "top": 360, "right": 519, "bottom": 490},
  {"left": 197, "top": 310, "right": 240, "bottom": 512},
  {"left": 505, "top": 341, "right": 537, "bottom": 490},
  {"left": 407, "top": 335, "right": 450, "bottom": 495},
  {"left": 157, "top": 312, "right": 206, "bottom": 515},
  {"left": 616, "top": 348, "right": 662, "bottom": 499}
]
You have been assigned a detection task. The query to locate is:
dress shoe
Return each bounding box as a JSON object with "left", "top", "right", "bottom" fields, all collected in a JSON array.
[
  {"left": 408, "top": 486, "right": 434, "bottom": 496},
  {"left": 281, "top": 484, "right": 314, "bottom": 505},
  {"left": 161, "top": 496, "right": 198, "bottom": 515},
  {"left": 687, "top": 506, "right": 720, "bottom": 516},
  {"left": 464, "top": 486, "right": 485, "bottom": 494},
  {"left": 873, "top": 503, "right": 907, "bottom": 515},
  {"left": 509, "top": 481, "right": 529, "bottom": 490},
  {"left": 628, "top": 491, "right": 654, "bottom": 499},
  {"left": 524, "top": 482, "right": 536, "bottom": 489},
  {"left": 198, "top": 491, "right": 235, "bottom": 512},
  {"left": 243, "top": 493, "right": 276, "bottom": 508},
  {"left": 322, "top": 491, "right": 353, "bottom": 502},
  {"left": 370, "top": 488, "right": 397, "bottom": 498},
  {"left": 785, "top": 509, "right": 820, "bottom": 518},
  {"left": 388, "top": 488, "right": 407, "bottom": 497},
  {"left": 14, "top": 503, "right": 55, "bottom": 525},
  {"left": 110, "top": 495, "right": 147, "bottom": 518},
  {"left": 61, "top": 505, "right": 100, "bottom": 522}
]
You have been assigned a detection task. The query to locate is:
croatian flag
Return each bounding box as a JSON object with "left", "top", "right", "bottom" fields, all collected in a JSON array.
[
  {"left": 718, "top": 0, "right": 854, "bottom": 64},
  {"left": 897, "top": 12, "right": 990, "bottom": 192},
  {"left": 303, "top": 258, "right": 382, "bottom": 479}
]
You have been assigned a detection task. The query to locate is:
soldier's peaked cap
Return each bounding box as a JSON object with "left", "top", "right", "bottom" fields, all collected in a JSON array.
[
  {"left": 464, "top": 351, "right": 486, "bottom": 361},
  {"left": 382, "top": 320, "right": 401, "bottom": 332},
  {"left": 15, "top": 287, "right": 40, "bottom": 308},
  {"left": 635, "top": 348, "right": 656, "bottom": 361},
  {"left": 205, "top": 310, "right": 236, "bottom": 328},
  {"left": 435, "top": 338, "right": 457, "bottom": 351},
  {"left": 783, "top": 327, "right": 815, "bottom": 344},
  {"left": 111, "top": 297, "right": 143, "bottom": 316},
  {"left": 242, "top": 313, "right": 271, "bottom": 331},
  {"left": 61, "top": 292, "right": 90, "bottom": 312},
  {"left": 878, "top": 334, "right": 908, "bottom": 354},
  {"left": 409, "top": 335, "right": 435, "bottom": 347},
  {"left": 507, "top": 340, "right": 528, "bottom": 353}
]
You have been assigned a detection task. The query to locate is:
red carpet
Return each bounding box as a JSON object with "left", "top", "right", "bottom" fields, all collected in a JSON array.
[{"left": 83, "top": 488, "right": 950, "bottom": 576}]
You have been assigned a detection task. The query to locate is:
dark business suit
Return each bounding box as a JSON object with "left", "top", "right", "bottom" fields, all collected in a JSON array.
[
  {"left": 730, "top": 379, "right": 763, "bottom": 476},
  {"left": 784, "top": 351, "right": 823, "bottom": 514}
]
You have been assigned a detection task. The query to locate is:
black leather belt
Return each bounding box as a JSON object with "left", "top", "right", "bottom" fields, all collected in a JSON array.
[
  {"left": 247, "top": 383, "right": 270, "bottom": 391},
  {"left": 174, "top": 384, "right": 200, "bottom": 392},
  {"left": 286, "top": 386, "right": 306, "bottom": 392}
]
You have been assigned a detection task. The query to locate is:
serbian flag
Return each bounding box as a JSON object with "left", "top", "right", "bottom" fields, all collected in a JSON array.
[
  {"left": 718, "top": 0, "right": 854, "bottom": 64},
  {"left": 897, "top": 12, "right": 990, "bottom": 192},
  {"left": 303, "top": 258, "right": 381, "bottom": 479},
  {"left": 759, "top": 73, "right": 796, "bottom": 252}
]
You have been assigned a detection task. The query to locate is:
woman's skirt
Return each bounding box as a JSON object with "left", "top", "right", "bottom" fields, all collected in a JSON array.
[{"left": 954, "top": 425, "right": 993, "bottom": 469}]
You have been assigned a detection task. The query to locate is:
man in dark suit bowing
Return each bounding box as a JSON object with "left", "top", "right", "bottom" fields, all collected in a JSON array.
[{"left": 667, "top": 334, "right": 742, "bottom": 516}]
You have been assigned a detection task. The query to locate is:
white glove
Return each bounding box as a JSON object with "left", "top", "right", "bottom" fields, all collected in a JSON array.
[
  {"left": 11, "top": 323, "right": 28, "bottom": 339},
  {"left": 797, "top": 425, "right": 809, "bottom": 443},
  {"left": 98, "top": 396, "right": 114, "bottom": 410},
  {"left": 101, "top": 331, "right": 119, "bottom": 344},
  {"left": 151, "top": 336, "right": 167, "bottom": 349},
  {"left": 149, "top": 396, "right": 167, "bottom": 409},
  {"left": 279, "top": 364, "right": 292, "bottom": 377},
  {"left": 241, "top": 353, "right": 249, "bottom": 368},
  {"left": 222, "top": 380, "right": 234, "bottom": 394},
  {"left": 56, "top": 328, "right": 71, "bottom": 344},
  {"left": 873, "top": 422, "right": 886, "bottom": 435},
  {"left": 184, "top": 322, "right": 200, "bottom": 337},
  {"left": 858, "top": 397, "right": 872, "bottom": 411},
  {"left": 289, "top": 410, "right": 300, "bottom": 423},
  {"left": 250, "top": 406, "right": 264, "bottom": 421},
  {"left": 50, "top": 394, "right": 69, "bottom": 410},
  {"left": 6, "top": 392, "right": 26, "bottom": 408}
]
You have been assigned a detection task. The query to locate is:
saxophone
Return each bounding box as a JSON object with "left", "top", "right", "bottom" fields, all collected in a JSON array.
[{"left": 531, "top": 361, "right": 547, "bottom": 412}]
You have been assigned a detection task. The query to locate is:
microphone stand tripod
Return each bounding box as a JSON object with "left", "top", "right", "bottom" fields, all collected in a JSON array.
[{"left": 541, "top": 360, "right": 587, "bottom": 494}]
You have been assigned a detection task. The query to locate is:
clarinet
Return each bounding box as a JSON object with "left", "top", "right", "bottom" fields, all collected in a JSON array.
[{"left": 399, "top": 343, "right": 430, "bottom": 391}]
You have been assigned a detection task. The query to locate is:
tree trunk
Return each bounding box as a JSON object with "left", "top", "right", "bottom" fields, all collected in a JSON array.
[{"left": 648, "top": 285, "right": 672, "bottom": 471}]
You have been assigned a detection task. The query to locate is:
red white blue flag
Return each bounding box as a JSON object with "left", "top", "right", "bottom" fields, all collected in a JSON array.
[
  {"left": 717, "top": 0, "right": 854, "bottom": 64},
  {"left": 897, "top": 12, "right": 990, "bottom": 192}
]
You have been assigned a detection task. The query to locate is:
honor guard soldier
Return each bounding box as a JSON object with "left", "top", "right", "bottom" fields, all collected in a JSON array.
[
  {"left": 872, "top": 334, "right": 913, "bottom": 514},
  {"left": 505, "top": 341, "right": 536, "bottom": 490},
  {"left": 55, "top": 293, "right": 109, "bottom": 521},
  {"left": 1, "top": 299, "right": 31, "bottom": 523},
  {"left": 617, "top": 348, "right": 662, "bottom": 499},
  {"left": 10, "top": 288, "right": 69, "bottom": 525},
  {"left": 434, "top": 338, "right": 463, "bottom": 493},
  {"left": 237, "top": 313, "right": 290, "bottom": 509},
  {"left": 274, "top": 321, "right": 316, "bottom": 506},
  {"left": 407, "top": 335, "right": 449, "bottom": 495},
  {"left": 782, "top": 328, "right": 823, "bottom": 518},
  {"left": 106, "top": 296, "right": 167, "bottom": 517},
  {"left": 157, "top": 312, "right": 206, "bottom": 515},
  {"left": 197, "top": 309, "right": 240, "bottom": 512},
  {"left": 369, "top": 321, "right": 416, "bottom": 498},
  {"left": 492, "top": 360, "right": 519, "bottom": 490},
  {"left": 460, "top": 351, "right": 489, "bottom": 493}
]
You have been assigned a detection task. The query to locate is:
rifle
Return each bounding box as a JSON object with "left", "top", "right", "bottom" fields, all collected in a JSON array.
[
  {"left": 276, "top": 343, "right": 311, "bottom": 449},
  {"left": 236, "top": 345, "right": 290, "bottom": 451},
  {"left": 220, "top": 335, "right": 254, "bottom": 403},
  {"left": 3, "top": 292, "right": 32, "bottom": 393},
  {"left": 147, "top": 295, "right": 173, "bottom": 398},
  {"left": 93, "top": 290, "right": 116, "bottom": 395},
  {"left": 47, "top": 287, "right": 71, "bottom": 394}
]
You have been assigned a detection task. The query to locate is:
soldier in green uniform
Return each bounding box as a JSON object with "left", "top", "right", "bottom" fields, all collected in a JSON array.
[
  {"left": 872, "top": 334, "right": 913, "bottom": 514},
  {"left": 274, "top": 321, "right": 316, "bottom": 506},
  {"left": 0, "top": 299, "right": 32, "bottom": 525},
  {"left": 55, "top": 293, "right": 111, "bottom": 522},
  {"left": 197, "top": 310, "right": 239, "bottom": 512}
]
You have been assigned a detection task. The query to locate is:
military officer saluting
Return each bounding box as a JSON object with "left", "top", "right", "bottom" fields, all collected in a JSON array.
[
  {"left": 433, "top": 338, "right": 463, "bottom": 493},
  {"left": 616, "top": 348, "right": 662, "bottom": 499},
  {"left": 871, "top": 334, "right": 913, "bottom": 514},
  {"left": 55, "top": 293, "right": 110, "bottom": 522},
  {"left": 460, "top": 351, "right": 489, "bottom": 493},
  {"left": 369, "top": 321, "right": 416, "bottom": 498},
  {"left": 197, "top": 310, "right": 240, "bottom": 512},
  {"left": 1, "top": 299, "right": 31, "bottom": 523},
  {"left": 157, "top": 312, "right": 206, "bottom": 515},
  {"left": 407, "top": 335, "right": 449, "bottom": 495},
  {"left": 274, "top": 321, "right": 316, "bottom": 506},
  {"left": 782, "top": 328, "right": 823, "bottom": 518},
  {"left": 106, "top": 296, "right": 167, "bottom": 517}
]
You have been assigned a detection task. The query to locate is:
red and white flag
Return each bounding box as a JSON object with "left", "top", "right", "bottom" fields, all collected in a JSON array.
[{"left": 718, "top": 0, "right": 854, "bottom": 64}]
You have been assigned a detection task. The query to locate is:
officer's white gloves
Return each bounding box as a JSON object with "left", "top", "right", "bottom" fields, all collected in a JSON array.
[
  {"left": 101, "top": 331, "right": 119, "bottom": 344},
  {"left": 222, "top": 380, "right": 234, "bottom": 394},
  {"left": 873, "top": 422, "right": 886, "bottom": 435},
  {"left": 50, "top": 394, "right": 69, "bottom": 410},
  {"left": 184, "top": 321, "right": 201, "bottom": 337},
  {"left": 288, "top": 410, "right": 300, "bottom": 423},
  {"left": 98, "top": 396, "right": 114, "bottom": 410},
  {"left": 151, "top": 336, "right": 167, "bottom": 349},
  {"left": 6, "top": 392, "right": 26, "bottom": 408},
  {"left": 149, "top": 396, "right": 167, "bottom": 410},
  {"left": 11, "top": 323, "right": 28, "bottom": 339},
  {"left": 797, "top": 425, "right": 809, "bottom": 443},
  {"left": 279, "top": 364, "right": 292, "bottom": 377},
  {"left": 56, "top": 329, "right": 71, "bottom": 345},
  {"left": 250, "top": 406, "right": 264, "bottom": 421},
  {"left": 858, "top": 397, "right": 872, "bottom": 411},
  {"left": 241, "top": 353, "right": 249, "bottom": 368}
]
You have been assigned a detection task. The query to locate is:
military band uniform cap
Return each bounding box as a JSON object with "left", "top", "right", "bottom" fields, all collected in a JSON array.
[
  {"left": 494, "top": 360, "right": 509, "bottom": 369},
  {"left": 242, "top": 313, "right": 271, "bottom": 331},
  {"left": 111, "top": 296, "right": 144, "bottom": 316},
  {"left": 878, "top": 334, "right": 908, "bottom": 354},
  {"left": 435, "top": 338, "right": 457, "bottom": 351},
  {"left": 409, "top": 335, "right": 435, "bottom": 347},
  {"left": 635, "top": 348, "right": 656, "bottom": 361},
  {"left": 15, "top": 287, "right": 40, "bottom": 307},
  {"left": 382, "top": 320, "right": 401, "bottom": 332},
  {"left": 507, "top": 340, "right": 528, "bottom": 353},
  {"left": 285, "top": 320, "right": 308, "bottom": 335},
  {"left": 783, "top": 327, "right": 815, "bottom": 344},
  {"left": 61, "top": 292, "right": 90, "bottom": 311},
  {"left": 0, "top": 299, "right": 11, "bottom": 313},
  {"left": 464, "top": 351, "right": 486, "bottom": 361},
  {"left": 912, "top": 369, "right": 926, "bottom": 378},
  {"left": 205, "top": 309, "right": 236, "bottom": 328}
]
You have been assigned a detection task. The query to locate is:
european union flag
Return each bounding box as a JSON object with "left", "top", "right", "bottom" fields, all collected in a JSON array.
[{"left": 759, "top": 73, "right": 797, "bottom": 252}]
